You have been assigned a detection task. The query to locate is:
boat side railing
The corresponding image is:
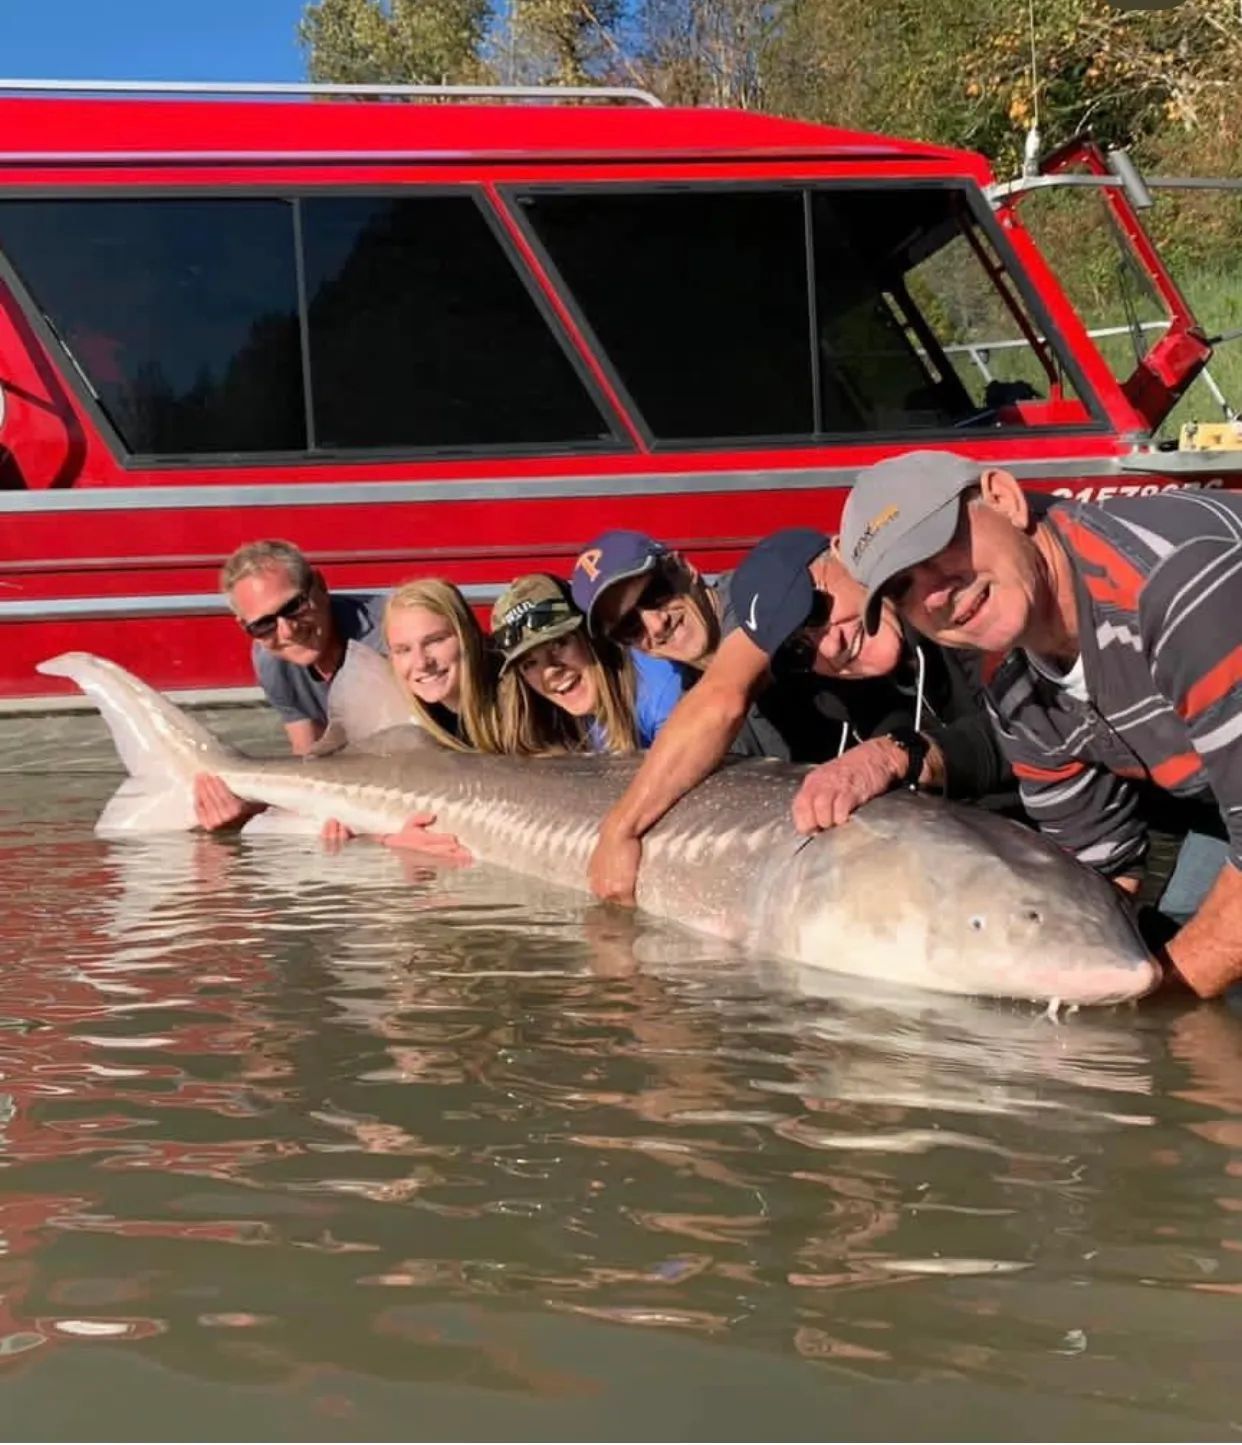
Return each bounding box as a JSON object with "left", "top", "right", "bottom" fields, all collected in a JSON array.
[
  {"left": 0, "top": 78, "right": 665, "bottom": 107},
  {"left": 988, "top": 171, "right": 1242, "bottom": 203},
  {"left": 939, "top": 320, "right": 1237, "bottom": 420}
]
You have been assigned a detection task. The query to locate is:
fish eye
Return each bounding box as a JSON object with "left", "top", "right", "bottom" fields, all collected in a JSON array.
[
  {"left": 1024, "top": 909, "right": 1042, "bottom": 923},
  {"left": 969, "top": 915, "right": 986, "bottom": 931}
]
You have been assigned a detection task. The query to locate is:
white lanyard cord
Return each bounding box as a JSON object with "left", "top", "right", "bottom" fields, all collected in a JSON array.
[{"left": 912, "top": 644, "right": 927, "bottom": 736}]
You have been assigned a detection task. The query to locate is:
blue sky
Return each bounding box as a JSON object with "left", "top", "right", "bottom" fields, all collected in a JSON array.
[{"left": 2, "top": 1, "right": 308, "bottom": 83}]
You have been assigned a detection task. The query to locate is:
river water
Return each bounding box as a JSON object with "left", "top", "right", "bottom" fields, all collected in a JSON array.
[{"left": 2, "top": 719, "right": 1241, "bottom": 1441}]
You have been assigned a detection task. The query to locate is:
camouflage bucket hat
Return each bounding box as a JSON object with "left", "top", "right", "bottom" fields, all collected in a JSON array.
[{"left": 491, "top": 574, "right": 584, "bottom": 673}]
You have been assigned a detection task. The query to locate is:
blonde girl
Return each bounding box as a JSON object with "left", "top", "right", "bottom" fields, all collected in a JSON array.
[{"left": 384, "top": 578, "right": 500, "bottom": 753}]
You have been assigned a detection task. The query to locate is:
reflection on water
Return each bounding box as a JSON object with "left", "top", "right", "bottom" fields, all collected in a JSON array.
[{"left": 2, "top": 773, "right": 1241, "bottom": 1440}]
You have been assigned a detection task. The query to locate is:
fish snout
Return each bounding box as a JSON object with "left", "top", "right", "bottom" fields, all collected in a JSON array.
[
  {"left": 951, "top": 891, "right": 1161, "bottom": 1005},
  {"left": 1020, "top": 903, "right": 1163, "bottom": 1003},
  {"left": 1041, "top": 952, "right": 1163, "bottom": 1006}
]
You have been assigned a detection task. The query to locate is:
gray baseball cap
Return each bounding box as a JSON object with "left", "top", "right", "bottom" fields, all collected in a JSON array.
[{"left": 839, "top": 450, "right": 982, "bottom": 632}]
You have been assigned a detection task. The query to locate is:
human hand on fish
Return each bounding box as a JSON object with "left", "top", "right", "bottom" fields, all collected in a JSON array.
[
  {"left": 193, "top": 772, "right": 264, "bottom": 832},
  {"left": 588, "top": 822, "right": 642, "bottom": 907},
  {"left": 380, "top": 811, "right": 472, "bottom": 864},
  {"left": 791, "top": 738, "right": 908, "bottom": 833},
  {"left": 320, "top": 817, "right": 355, "bottom": 851}
]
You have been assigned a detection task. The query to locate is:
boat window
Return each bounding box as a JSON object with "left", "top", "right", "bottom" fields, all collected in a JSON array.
[
  {"left": 515, "top": 189, "right": 814, "bottom": 440},
  {"left": 0, "top": 198, "right": 305, "bottom": 454},
  {"left": 300, "top": 195, "right": 608, "bottom": 450},
  {"left": 0, "top": 194, "right": 616, "bottom": 459},
  {"left": 517, "top": 183, "right": 1093, "bottom": 444}
]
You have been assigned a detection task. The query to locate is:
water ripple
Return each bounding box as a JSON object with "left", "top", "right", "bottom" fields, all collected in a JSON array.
[{"left": 0, "top": 777, "right": 1239, "bottom": 1437}]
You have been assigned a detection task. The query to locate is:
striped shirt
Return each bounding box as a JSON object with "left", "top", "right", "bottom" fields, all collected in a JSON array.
[{"left": 985, "top": 489, "right": 1242, "bottom": 876}]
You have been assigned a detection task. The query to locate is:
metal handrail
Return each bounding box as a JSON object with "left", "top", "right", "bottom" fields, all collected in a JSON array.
[
  {"left": 942, "top": 319, "right": 1166, "bottom": 356},
  {"left": 939, "top": 321, "right": 1236, "bottom": 419},
  {"left": 0, "top": 78, "right": 665, "bottom": 107},
  {"left": 989, "top": 172, "right": 1242, "bottom": 202}
]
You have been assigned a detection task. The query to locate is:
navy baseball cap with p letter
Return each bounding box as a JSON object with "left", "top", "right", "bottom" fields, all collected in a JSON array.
[
  {"left": 571, "top": 529, "right": 669, "bottom": 634},
  {"left": 839, "top": 450, "right": 983, "bottom": 633}
]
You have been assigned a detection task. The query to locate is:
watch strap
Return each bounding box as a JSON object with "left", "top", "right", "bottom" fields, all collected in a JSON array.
[{"left": 884, "top": 727, "right": 929, "bottom": 787}]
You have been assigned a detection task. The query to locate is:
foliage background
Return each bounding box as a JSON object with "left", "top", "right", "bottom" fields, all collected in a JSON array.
[{"left": 299, "top": 0, "right": 1242, "bottom": 418}]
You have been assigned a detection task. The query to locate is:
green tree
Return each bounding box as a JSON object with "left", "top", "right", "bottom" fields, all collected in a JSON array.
[
  {"left": 298, "top": 0, "right": 1242, "bottom": 200},
  {"left": 952, "top": 0, "right": 1242, "bottom": 172},
  {"left": 300, "top": 0, "right": 491, "bottom": 84},
  {"left": 636, "top": 0, "right": 785, "bottom": 108},
  {"left": 495, "top": 0, "right": 629, "bottom": 86}
]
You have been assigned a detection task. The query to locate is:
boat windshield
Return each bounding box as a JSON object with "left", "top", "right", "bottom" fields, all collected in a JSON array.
[{"left": 516, "top": 180, "right": 1097, "bottom": 445}]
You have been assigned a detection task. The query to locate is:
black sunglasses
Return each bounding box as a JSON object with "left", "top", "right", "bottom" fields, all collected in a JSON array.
[
  {"left": 770, "top": 589, "right": 833, "bottom": 678},
  {"left": 239, "top": 586, "right": 314, "bottom": 640},
  {"left": 604, "top": 562, "right": 682, "bottom": 648},
  {"left": 493, "top": 598, "right": 578, "bottom": 657}
]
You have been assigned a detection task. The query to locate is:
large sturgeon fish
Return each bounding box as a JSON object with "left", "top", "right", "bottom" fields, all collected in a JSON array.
[{"left": 38, "top": 650, "right": 1160, "bottom": 1007}]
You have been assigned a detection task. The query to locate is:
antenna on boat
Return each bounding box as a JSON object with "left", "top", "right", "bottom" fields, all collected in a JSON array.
[{"left": 1022, "top": 0, "right": 1042, "bottom": 176}]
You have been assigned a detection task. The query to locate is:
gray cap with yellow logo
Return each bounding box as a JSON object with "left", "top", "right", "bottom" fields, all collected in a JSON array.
[{"left": 839, "top": 450, "right": 983, "bottom": 632}]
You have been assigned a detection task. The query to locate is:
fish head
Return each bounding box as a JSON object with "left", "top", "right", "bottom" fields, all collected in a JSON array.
[
  {"left": 784, "top": 796, "right": 1161, "bottom": 1006},
  {"left": 919, "top": 816, "right": 1161, "bottom": 1005}
]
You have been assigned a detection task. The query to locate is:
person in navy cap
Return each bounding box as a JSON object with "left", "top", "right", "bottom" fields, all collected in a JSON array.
[
  {"left": 585, "top": 526, "right": 1013, "bottom": 907},
  {"left": 571, "top": 529, "right": 724, "bottom": 671},
  {"left": 571, "top": 527, "right": 880, "bottom": 762}
]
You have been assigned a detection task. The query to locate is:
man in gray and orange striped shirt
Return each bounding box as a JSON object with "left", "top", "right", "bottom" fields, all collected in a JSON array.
[{"left": 839, "top": 449, "right": 1242, "bottom": 1000}]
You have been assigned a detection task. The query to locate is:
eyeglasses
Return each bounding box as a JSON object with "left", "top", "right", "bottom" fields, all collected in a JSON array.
[
  {"left": 239, "top": 587, "right": 314, "bottom": 640},
  {"left": 603, "top": 563, "right": 682, "bottom": 648},
  {"left": 493, "top": 598, "right": 579, "bottom": 657},
  {"left": 770, "top": 589, "right": 863, "bottom": 679}
]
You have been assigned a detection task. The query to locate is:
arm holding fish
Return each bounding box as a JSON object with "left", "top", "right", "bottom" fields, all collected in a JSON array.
[
  {"left": 589, "top": 628, "right": 770, "bottom": 904},
  {"left": 791, "top": 734, "right": 924, "bottom": 833},
  {"left": 194, "top": 728, "right": 320, "bottom": 831},
  {"left": 320, "top": 816, "right": 354, "bottom": 849},
  {"left": 193, "top": 718, "right": 317, "bottom": 830},
  {"left": 792, "top": 645, "right": 1016, "bottom": 831},
  {"left": 1141, "top": 537, "right": 1242, "bottom": 997},
  {"left": 193, "top": 772, "right": 267, "bottom": 831},
  {"left": 316, "top": 811, "right": 471, "bottom": 861},
  {"left": 381, "top": 813, "right": 473, "bottom": 862},
  {"left": 790, "top": 687, "right": 999, "bottom": 833},
  {"left": 1159, "top": 866, "right": 1242, "bottom": 997},
  {"left": 195, "top": 676, "right": 327, "bottom": 830}
]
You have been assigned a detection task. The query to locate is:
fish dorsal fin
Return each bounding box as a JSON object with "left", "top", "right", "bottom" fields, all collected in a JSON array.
[
  {"left": 327, "top": 640, "right": 416, "bottom": 743},
  {"left": 304, "top": 720, "right": 350, "bottom": 759}
]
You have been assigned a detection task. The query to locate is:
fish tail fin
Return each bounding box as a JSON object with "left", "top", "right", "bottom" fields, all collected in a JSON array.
[{"left": 36, "top": 652, "right": 241, "bottom": 833}]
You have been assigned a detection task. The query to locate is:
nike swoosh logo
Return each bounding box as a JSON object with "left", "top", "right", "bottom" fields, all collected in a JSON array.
[{"left": 746, "top": 593, "right": 759, "bottom": 631}]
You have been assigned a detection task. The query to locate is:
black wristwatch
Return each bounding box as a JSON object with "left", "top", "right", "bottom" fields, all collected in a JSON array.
[{"left": 884, "top": 727, "right": 929, "bottom": 788}]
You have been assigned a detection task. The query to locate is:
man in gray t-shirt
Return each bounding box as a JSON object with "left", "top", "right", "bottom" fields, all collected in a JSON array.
[
  {"left": 253, "top": 591, "right": 386, "bottom": 734},
  {"left": 195, "top": 539, "right": 386, "bottom": 830}
]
